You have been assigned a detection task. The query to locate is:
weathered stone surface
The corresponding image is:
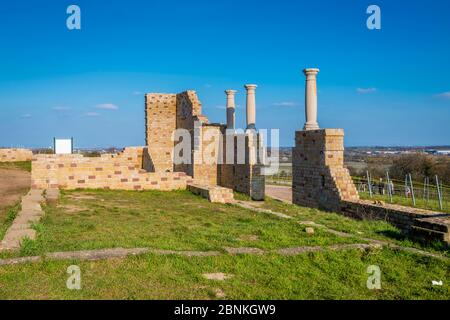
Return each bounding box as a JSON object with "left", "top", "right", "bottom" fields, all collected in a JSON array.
[
  {"left": 340, "top": 200, "right": 450, "bottom": 245},
  {"left": 224, "top": 247, "right": 264, "bottom": 255},
  {"left": 0, "top": 148, "right": 32, "bottom": 162},
  {"left": 188, "top": 183, "right": 234, "bottom": 204},
  {"left": 0, "top": 190, "right": 44, "bottom": 251},
  {"left": 292, "top": 129, "right": 359, "bottom": 212},
  {"left": 202, "top": 273, "right": 233, "bottom": 281},
  {"left": 46, "top": 248, "right": 150, "bottom": 261}
]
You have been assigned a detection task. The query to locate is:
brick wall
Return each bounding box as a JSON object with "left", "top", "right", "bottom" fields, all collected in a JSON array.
[
  {"left": 292, "top": 129, "right": 359, "bottom": 211},
  {"left": 31, "top": 147, "right": 192, "bottom": 191},
  {"left": 0, "top": 148, "right": 33, "bottom": 162}
]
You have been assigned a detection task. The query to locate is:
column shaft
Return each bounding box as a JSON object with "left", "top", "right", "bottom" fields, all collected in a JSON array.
[
  {"left": 225, "top": 90, "right": 237, "bottom": 130},
  {"left": 303, "top": 68, "right": 320, "bottom": 130},
  {"left": 245, "top": 84, "right": 257, "bottom": 130}
]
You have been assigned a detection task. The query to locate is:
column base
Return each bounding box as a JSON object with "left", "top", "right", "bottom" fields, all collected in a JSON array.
[{"left": 303, "top": 123, "right": 320, "bottom": 131}]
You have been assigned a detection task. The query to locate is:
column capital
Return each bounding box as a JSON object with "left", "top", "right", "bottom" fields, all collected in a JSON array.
[
  {"left": 303, "top": 68, "right": 320, "bottom": 77},
  {"left": 225, "top": 90, "right": 237, "bottom": 95},
  {"left": 244, "top": 84, "right": 258, "bottom": 91}
]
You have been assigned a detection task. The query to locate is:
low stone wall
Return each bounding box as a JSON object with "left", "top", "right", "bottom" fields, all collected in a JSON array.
[
  {"left": 187, "top": 183, "right": 234, "bottom": 204},
  {"left": 0, "top": 148, "right": 33, "bottom": 162},
  {"left": 31, "top": 147, "right": 193, "bottom": 191},
  {"left": 340, "top": 200, "right": 450, "bottom": 244}
]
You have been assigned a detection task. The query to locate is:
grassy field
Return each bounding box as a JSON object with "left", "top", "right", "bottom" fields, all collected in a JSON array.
[
  {"left": 0, "top": 249, "right": 448, "bottom": 300},
  {"left": 0, "top": 204, "right": 20, "bottom": 241},
  {"left": 9, "top": 190, "right": 362, "bottom": 257},
  {"left": 0, "top": 189, "right": 448, "bottom": 299},
  {"left": 0, "top": 161, "right": 31, "bottom": 172},
  {"left": 359, "top": 192, "right": 450, "bottom": 214}
]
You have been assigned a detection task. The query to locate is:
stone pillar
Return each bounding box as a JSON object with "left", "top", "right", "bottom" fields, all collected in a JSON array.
[
  {"left": 225, "top": 90, "right": 237, "bottom": 130},
  {"left": 292, "top": 129, "right": 359, "bottom": 212},
  {"left": 244, "top": 84, "right": 257, "bottom": 130},
  {"left": 303, "top": 68, "right": 320, "bottom": 131}
]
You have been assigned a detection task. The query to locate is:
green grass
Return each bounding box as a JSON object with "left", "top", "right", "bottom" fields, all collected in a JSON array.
[
  {"left": 0, "top": 189, "right": 449, "bottom": 300},
  {"left": 5, "top": 189, "right": 361, "bottom": 258},
  {"left": 0, "top": 161, "right": 31, "bottom": 172},
  {"left": 260, "top": 198, "right": 450, "bottom": 257},
  {"left": 359, "top": 192, "right": 450, "bottom": 214},
  {"left": 0, "top": 249, "right": 448, "bottom": 299},
  {"left": 0, "top": 203, "right": 20, "bottom": 240}
]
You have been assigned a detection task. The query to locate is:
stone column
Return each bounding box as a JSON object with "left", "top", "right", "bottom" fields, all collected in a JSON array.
[
  {"left": 244, "top": 84, "right": 257, "bottom": 130},
  {"left": 303, "top": 68, "right": 320, "bottom": 130},
  {"left": 225, "top": 90, "right": 237, "bottom": 130}
]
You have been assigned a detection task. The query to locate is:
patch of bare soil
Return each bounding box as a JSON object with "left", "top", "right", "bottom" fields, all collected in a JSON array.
[
  {"left": 0, "top": 168, "right": 31, "bottom": 211},
  {"left": 237, "top": 234, "right": 259, "bottom": 242},
  {"left": 202, "top": 273, "right": 233, "bottom": 281},
  {"left": 66, "top": 194, "right": 98, "bottom": 200},
  {"left": 56, "top": 204, "right": 90, "bottom": 213}
]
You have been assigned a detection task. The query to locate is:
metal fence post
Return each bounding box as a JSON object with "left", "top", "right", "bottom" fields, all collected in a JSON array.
[
  {"left": 409, "top": 173, "right": 416, "bottom": 206},
  {"left": 386, "top": 171, "right": 393, "bottom": 203},
  {"left": 436, "top": 175, "right": 443, "bottom": 211},
  {"left": 367, "top": 171, "right": 373, "bottom": 198}
]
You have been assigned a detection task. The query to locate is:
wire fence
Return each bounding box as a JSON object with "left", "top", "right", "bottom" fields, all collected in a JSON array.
[
  {"left": 266, "top": 174, "right": 292, "bottom": 186},
  {"left": 353, "top": 173, "right": 450, "bottom": 213},
  {"left": 266, "top": 171, "right": 449, "bottom": 213}
]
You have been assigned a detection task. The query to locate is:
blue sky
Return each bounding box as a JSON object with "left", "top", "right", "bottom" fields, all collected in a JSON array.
[{"left": 0, "top": 0, "right": 449, "bottom": 148}]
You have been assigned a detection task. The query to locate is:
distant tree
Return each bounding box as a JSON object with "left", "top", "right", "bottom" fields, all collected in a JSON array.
[{"left": 390, "top": 154, "right": 450, "bottom": 185}]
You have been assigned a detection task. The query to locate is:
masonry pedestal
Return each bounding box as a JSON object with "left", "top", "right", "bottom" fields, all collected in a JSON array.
[{"left": 292, "top": 129, "right": 359, "bottom": 212}]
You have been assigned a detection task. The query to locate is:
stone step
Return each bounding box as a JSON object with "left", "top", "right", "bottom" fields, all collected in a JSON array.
[
  {"left": 188, "top": 184, "right": 234, "bottom": 204},
  {"left": 411, "top": 226, "right": 449, "bottom": 243},
  {"left": 8, "top": 223, "right": 31, "bottom": 231},
  {"left": 45, "top": 188, "right": 60, "bottom": 204},
  {"left": 21, "top": 200, "right": 42, "bottom": 211},
  {"left": 3, "top": 229, "right": 36, "bottom": 242},
  {"left": 13, "top": 214, "right": 42, "bottom": 224}
]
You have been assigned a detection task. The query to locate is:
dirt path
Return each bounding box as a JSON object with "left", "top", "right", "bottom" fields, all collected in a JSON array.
[
  {"left": 265, "top": 184, "right": 292, "bottom": 203},
  {"left": 0, "top": 168, "right": 31, "bottom": 210}
]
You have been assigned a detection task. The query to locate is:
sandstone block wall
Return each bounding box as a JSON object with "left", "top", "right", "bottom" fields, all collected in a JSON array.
[
  {"left": 0, "top": 148, "right": 33, "bottom": 162},
  {"left": 187, "top": 183, "right": 234, "bottom": 204},
  {"left": 340, "top": 200, "right": 450, "bottom": 245},
  {"left": 218, "top": 131, "right": 265, "bottom": 201},
  {"left": 145, "top": 90, "right": 265, "bottom": 199},
  {"left": 292, "top": 129, "right": 358, "bottom": 211},
  {"left": 145, "top": 94, "right": 177, "bottom": 172},
  {"left": 31, "top": 147, "right": 192, "bottom": 191}
]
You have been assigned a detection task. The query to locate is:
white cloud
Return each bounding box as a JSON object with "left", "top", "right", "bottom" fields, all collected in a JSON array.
[
  {"left": 84, "top": 112, "right": 101, "bottom": 117},
  {"left": 52, "top": 106, "right": 71, "bottom": 111},
  {"left": 435, "top": 92, "right": 450, "bottom": 99},
  {"left": 132, "top": 91, "right": 142, "bottom": 96},
  {"left": 204, "top": 84, "right": 213, "bottom": 88},
  {"left": 273, "top": 101, "right": 299, "bottom": 107},
  {"left": 21, "top": 113, "right": 32, "bottom": 118},
  {"left": 215, "top": 104, "right": 242, "bottom": 110},
  {"left": 356, "top": 88, "right": 377, "bottom": 94},
  {"left": 95, "top": 103, "right": 119, "bottom": 110}
]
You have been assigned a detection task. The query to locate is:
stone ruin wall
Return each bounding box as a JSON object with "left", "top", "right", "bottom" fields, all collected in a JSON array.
[
  {"left": 0, "top": 148, "right": 33, "bottom": 162},
  {"left": 292, "top": 129, "right": 359, "bottom": 211},
  {"left": 31, "top": 147, "right": 191, "bottom": 190},
  {"left": 144, "top": 93, "right": 177, "bottom": 172},
  {"left": 291, "top": 129, "right": 449, "bottom": 245},
  {"left": 31, "top": 89, "right": 264, "bottom": 199},
  {"left": 220, "top": 132, "right": 265, "bottom": 200},
  {"left": 145, "top": 90, "right": 265, "bottom": 199}
]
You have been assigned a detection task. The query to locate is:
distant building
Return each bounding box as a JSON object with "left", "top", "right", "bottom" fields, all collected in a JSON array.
[{"left": 425, "top": 149, "right": 450, "bottom": 156}]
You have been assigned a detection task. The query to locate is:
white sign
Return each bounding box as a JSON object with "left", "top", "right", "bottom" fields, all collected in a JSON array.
[{"left": 54, "top": 138, "right": 73, "bottom": 154}]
